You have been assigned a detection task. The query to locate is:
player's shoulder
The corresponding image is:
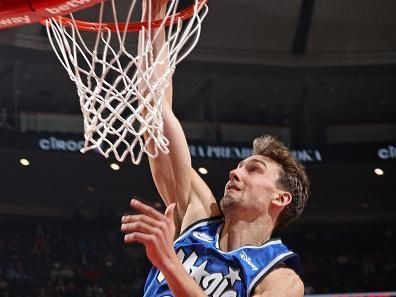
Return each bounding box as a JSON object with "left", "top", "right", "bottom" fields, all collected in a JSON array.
[
  {"left": 181, "top": 169, "right": 222, "bottom": 230},
  {"left": 252, "top": 265, "right": 304, "bottom": 297}
]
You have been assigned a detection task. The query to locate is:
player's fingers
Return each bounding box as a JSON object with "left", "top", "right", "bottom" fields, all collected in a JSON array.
[
  {"left": 121, "top": 213, "right": 172, "bottom": 244},
  {"left": 124, "top": 232, "right": 155, "bottom": 245},
  {"left": 122, "top": 223, "right": 171, "bottom": 252},
  {"left": 121, "top": 220, "right": 158, "bottom": 235},
  {"left": 130, "top": 199, "right": 164, "bottom": 221},
  {"left": 121, "top": 213, "right": 159, "bottom": 227}
]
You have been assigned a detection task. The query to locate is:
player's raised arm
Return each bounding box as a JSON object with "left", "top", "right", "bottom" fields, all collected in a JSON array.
[{"left": 139, "top": 0, "right": 220, "bottom": 232}]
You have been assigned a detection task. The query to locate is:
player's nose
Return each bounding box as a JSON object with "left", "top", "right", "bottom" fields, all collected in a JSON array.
[{"left": 229, "top": 168, "right": 241, "bottom": 182}]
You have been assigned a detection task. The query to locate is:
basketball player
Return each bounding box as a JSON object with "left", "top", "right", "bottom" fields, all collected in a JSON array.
[{"left": 120, "top": 0, "right": 310, "bottom": 296}]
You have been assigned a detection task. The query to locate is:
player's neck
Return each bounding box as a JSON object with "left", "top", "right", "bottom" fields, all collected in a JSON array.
[{"left": 219, "top": 215, "right": 274, "bottom": 252}]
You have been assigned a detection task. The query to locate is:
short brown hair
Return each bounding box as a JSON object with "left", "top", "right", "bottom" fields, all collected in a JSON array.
[{"left": 252, "top": 135, "right": 310, "bottom": 230}]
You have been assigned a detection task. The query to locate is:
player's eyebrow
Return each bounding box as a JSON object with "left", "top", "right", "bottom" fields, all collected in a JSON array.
[{"left": 238, "top": 158, "right": 268, "bottom": 169}]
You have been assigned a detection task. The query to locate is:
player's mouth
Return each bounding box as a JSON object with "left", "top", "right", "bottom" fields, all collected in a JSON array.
[{"left": 226, "top": 184, "right": 241, "bottom": 192}]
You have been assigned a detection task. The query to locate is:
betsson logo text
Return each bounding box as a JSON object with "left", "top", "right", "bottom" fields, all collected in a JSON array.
[{"left": 44, "top": 0, "right": 94, "bottom": 15}]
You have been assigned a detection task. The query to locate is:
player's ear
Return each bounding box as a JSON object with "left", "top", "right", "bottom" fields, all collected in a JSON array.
[{"left": 272, "top": 192, "right": 292, "bottom": 207}]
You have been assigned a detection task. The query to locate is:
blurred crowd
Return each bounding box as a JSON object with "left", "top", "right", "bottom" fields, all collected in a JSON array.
[
  {"left": 0, "top": 212, "right": 395, "bottom": 297},
  {"left": 279, "top": 222, "right": 396, "bottom": 294},
  {"left": 0, "top": 213, "right": 149, "bottom": 297}
]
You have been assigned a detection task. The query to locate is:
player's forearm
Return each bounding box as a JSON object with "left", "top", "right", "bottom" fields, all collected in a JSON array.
[
  {"left": 160, "top": 259, "right": 207, "bottom": 297},
  {"left": 148, "top": 104, "right": 192, "bottom": 206},
  {"left": 139, "top": 1, "right": 193, "bottom": 212},
  {"left": 138, "top": 2, "right": 171, "bottom": 97}
]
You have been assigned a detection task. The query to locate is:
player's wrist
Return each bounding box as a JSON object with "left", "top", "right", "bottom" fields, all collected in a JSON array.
[
  {"left": 158, "top": 252, "right": 183, "bottom": 277},
  {"left": 142, "top": 0, "right": 168, "bottom": 19}
]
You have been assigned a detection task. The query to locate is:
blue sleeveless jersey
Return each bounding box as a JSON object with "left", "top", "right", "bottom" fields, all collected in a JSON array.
[{"left": 143, "top": 217, "right": 300, "bottom": 297}]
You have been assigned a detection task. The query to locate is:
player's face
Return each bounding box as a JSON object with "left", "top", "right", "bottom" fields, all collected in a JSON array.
[{"left": 220, "top": 155, "right": 283, "bottom": 215}]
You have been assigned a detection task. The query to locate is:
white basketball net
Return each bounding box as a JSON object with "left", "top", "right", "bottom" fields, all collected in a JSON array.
[{"left": 44, "top": 0, "right": 208, "bottom": 164}]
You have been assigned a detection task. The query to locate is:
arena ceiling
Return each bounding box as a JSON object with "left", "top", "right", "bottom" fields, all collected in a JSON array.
[{"left": 0, "top": 0, "right": 395, "bottom": 221}]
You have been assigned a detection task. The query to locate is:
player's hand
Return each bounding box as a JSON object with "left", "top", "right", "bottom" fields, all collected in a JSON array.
[{"left": 121, "top": 199, "right": 177, "bottom": 269}]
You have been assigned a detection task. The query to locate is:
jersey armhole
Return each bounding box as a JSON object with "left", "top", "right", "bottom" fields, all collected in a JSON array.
[{"left": 248, "top": 252, "right": 300, "bottom": 296}]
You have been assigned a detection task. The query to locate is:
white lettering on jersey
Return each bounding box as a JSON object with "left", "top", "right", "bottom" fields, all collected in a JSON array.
[
  {"left": 157, "top": 248, "right": 240, "bottom": 297},
  {"left": 239, "top": 251, "right": 258, "bottom": 271},
  {"left": 193, "top": 231, "right": 215, "bottom": 242}
]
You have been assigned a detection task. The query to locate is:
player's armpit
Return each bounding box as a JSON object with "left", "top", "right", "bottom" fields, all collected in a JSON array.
[
  {"left": 252, "top": 267, "right": 304, "bottom": 297},
  {"left": 179, "top": 169, "right": 221, "bottom": 233}
]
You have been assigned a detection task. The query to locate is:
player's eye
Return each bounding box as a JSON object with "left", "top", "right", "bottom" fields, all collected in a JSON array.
[{"left": 247, "top": 166, "right": 262, "bottom": 174}]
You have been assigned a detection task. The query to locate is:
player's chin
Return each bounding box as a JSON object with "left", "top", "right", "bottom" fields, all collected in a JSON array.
[{"left": 219, "top": 195, "right": 238, "bottom": 212}]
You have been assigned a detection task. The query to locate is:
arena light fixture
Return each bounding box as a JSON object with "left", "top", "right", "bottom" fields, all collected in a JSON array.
[
  {"left": 110, "top": 163, "right": 121, "bottom": 171},
  {"left": 374, "top": 168, "right": 384, "bottom": 176},
  {"left": 19, "top": 158, "right": 30, "bottom": 166},
  {"left": 198, "top": 167, "right": 208, "bottom": 175}
]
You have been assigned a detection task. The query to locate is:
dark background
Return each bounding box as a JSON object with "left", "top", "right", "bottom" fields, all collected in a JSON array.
[{"left": 0, "top": 0, "right": 395, "bottom": 296}]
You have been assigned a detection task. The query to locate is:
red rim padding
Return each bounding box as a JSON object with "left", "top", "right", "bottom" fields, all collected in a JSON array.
[
  {"left": 0, "top": 0, "right": 103, "bottom": 30},
  {"left": 42, "top": 0, "right": 208, "bottom": 32}
]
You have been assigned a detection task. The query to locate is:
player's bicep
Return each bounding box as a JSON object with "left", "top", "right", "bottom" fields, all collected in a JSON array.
[
  {"left": 148, "top": 103, "right": 220, "bottom": 231},
  {"left": 252, "top": 267, "right": 304, "bottom": 297}
]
